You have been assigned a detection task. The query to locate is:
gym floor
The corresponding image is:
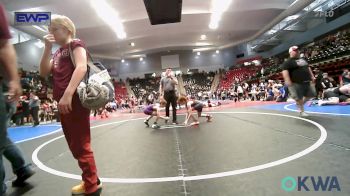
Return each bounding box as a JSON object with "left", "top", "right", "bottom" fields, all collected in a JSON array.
[{"left": 3, "top": 102, "right": 350, "bottom": 196}]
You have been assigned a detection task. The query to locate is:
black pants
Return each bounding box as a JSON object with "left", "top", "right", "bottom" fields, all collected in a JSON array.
[
  {"left": 30, "top": 106, "right": 39, "bottom": 125},
  {"left": 164, "top": 91, "right": 177, "bottom": 122}
]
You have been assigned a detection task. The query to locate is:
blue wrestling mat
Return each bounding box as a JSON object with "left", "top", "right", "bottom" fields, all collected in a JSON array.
[
  {"left": 8, "top": 125, "right": 62, "bottom": 143},
  {"left": 253, "top": 102, "right": 350, "bottom": 116}
]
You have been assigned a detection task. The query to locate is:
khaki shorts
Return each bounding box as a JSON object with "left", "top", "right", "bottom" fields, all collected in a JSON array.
[{"left": 288, "top": 82, "right": 316, "bottom": 101}]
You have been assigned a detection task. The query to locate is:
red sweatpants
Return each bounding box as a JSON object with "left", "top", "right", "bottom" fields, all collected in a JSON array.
[{"left": 60, "top": 95, "right": 98, "bottom": 194}]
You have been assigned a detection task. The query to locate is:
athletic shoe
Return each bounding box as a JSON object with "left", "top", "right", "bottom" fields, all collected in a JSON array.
[
  {"left": 72, "top": 179, "right": 102, "bottom": 195},
  {"left": 206, "top": 115, "right": 213, "bottom": 122},
  {"left": 164, "top": 116, "right": 170, "bottom": 121},
  {"left": 144, "top": 120, "right": 149, "bottom": 127},
  {"left": 12, "top": 166, "right": 35, "bottom": 187},
  {"left": 151, "top": 124, "right": 160, "bottom": 129},
  {"left": 299, "top": 112, "right": 309, "bottom": 117},
  {"left": 190, "top": 122, "right": 200, "bottom": 126},
  {"left": 172, "top": 121, "right": 179, "bottom": 125}
]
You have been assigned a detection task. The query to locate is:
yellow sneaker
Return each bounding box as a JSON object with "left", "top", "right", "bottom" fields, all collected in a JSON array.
[
  {"left": 71, "top": 179, "right": 103, "bottom": 195},
  {"left": 72, "top": 182, "right": 85, "bottom": 195}
]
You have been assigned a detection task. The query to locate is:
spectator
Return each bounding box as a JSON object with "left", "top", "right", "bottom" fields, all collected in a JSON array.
[
  {"left": 281, "top": 46, "right": 316, "bottom": 117},
  {"left": 250, "top": 83, "right": 258, "bottom": 101},
  {"left": 321, "top": 72, "right": 335, "bottom": 90},
  {"left": 39, "top": 14, "right": 102, "bottom": 195},
  {"left": 29, "top": 92, "right": 40, "bottom": 127},
  {"left": 0, "top": 4, "right": 35, "bottom": 194},
  {"left": 276, "top": 84, "right": 289, "bottom": 102},
  {"left": 21, "top": 96, "right": 30, "bottom": 124},
  {"left": 340, "top": 69, "right": 350, "bottom": 86},
  {"left": 314, "top": 68, "right": 323, "bottom": 99}
]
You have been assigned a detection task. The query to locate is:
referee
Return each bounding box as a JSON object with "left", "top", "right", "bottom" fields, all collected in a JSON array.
[
  {"left": 160, "top": 68, "right": 178, "bottom": 124},
  {"left": 281, "top": 46, "right": 316, "bottom": 117}
]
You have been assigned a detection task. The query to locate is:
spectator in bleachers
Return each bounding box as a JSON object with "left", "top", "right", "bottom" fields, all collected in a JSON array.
[
  {"left": 250, "top": 83, "right": 258, "bottom": 101},
  {"left": 130, "top": 96, "right": 136, "bottom": 113},
  {"left": 20, "top": 96, "right": 30, "bottom": 124},
  {"left": 236, "top": 84, "right": 243, "bottom": 101},
  {"left": 183, "top": 72, "right": 214, "bottom": 98},
  {"left": 29, "top": 92, "right": 40, "bottom": 127},
  {"left": 147, "top": 92, "right": 155, "bottom": 105},
  {"left": 276, "top": 84, "right": 289, "bottom": 102},
  {"left": 321, "top": 72, "right": 335, "bottom": 90},
  {"left": 265, "top": 87, "right": 274, "bottom": 101},
  {"left": 340, "top": 69, "right": 350, "bottom": 86}
]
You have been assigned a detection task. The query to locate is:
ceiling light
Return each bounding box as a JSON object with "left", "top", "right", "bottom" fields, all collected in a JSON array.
[
  {"left": 140, "top": 57, "right": 143, "bottom": 61},
  {"left": 130, "top": 42, "right": 135, "bottom": 47},
  {"left": 197, "top": 52, "right": 201, "bottom": 56},
  {"left": 216, "top": 50, "right": 220, "bottom": 54},
  {"left": 91, "top": 0, "right": 126, "bottom": 39},
  {"left": 209, "top": 21, "right": 218, "bottom": 30},
  {"left": 195, "top": 42, "right": 212, "bottom": 46},
  {"left": 200, "top": 34, "right": 207, "bottom": 40},
  {"left": 209, "top": 0, "right": 232, "bottom": 29},
  {"left": 193, "top": 47, "right": 215, "bottom": 52},
  {"left": 121, "top": 59, "right": 125, "bottom": 63}
]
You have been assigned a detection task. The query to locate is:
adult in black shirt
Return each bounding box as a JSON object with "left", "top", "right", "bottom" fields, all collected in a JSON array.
[{"left": 281, "top": 46, "right": 316, "bottom": 116}]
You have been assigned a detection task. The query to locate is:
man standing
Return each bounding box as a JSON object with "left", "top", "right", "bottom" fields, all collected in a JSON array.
[
  {"left": 29, "top": 92, "right": 40, "bottom": 127},
  {"left": 160, "top": 68, "right": 178, "bottom": 124},
  {"left": 0, "top": 4, "right": 35, "bottom": 194},
  {"left": 281, "top": 46, "right": 316, "bottom": 116}
]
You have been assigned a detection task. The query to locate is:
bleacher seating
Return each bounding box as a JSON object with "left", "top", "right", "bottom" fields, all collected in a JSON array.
[
  {"left": 128, "top": 77, "right": 160, "bottom": 99},
  {"left": 219, "top": 67, "right": 257, "bottom": 89},
  {"left": 114, "top": 81, "right": 128, "bottom": 99},
  {"left": 183, "top": 72, "right": 215, "bottom": 96}
]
